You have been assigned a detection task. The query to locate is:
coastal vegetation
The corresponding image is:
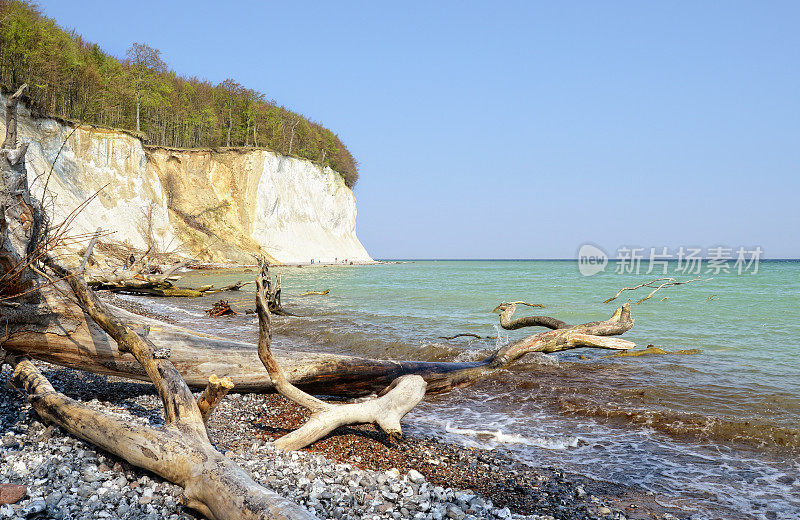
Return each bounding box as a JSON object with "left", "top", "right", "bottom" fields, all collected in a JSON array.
[{"left": 0, "top": 0, "right": 359, "bottom": 186}]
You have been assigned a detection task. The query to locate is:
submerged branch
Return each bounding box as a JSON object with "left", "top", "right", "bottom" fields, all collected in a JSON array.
[{"left": 300, "top": 289, "right": 329, "bottom": 296}]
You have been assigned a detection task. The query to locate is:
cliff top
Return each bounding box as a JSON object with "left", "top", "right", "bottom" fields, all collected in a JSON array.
[{"left": 0, "top": 0, "right": 358, "bottom": 187}]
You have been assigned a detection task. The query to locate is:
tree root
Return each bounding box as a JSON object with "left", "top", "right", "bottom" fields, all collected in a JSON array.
[{"left": 206, "top": 300, "right": 237, "bottom": 317}]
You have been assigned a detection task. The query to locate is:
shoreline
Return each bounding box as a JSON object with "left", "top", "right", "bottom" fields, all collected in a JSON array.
[
  {"left": 186, "top": 260, "right": 386, "bottom": 271},
  {"left": 0, "top": 363, "right": 683, "bottom": 520},
  {"left": 0, "top": 293, "right": 688, "bottom": 519}
]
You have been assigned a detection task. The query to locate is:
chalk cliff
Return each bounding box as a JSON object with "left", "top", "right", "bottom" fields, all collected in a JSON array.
[{"left": 1, "top": 95, "right": 371, "bottom": 264}]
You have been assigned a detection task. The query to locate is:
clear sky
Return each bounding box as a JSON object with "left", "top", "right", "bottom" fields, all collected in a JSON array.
[{"left": 37, "top": 1, "right": 800, "bottom": 259}]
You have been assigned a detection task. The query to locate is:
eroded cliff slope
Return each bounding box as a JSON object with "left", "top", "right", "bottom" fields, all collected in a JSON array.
[{"left": 1, "top": 94, "right": 372, "bottom": 264}]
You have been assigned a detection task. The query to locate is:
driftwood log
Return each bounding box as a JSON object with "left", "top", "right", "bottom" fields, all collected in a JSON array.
[
  {"left": 492, "top": 301, "right": 570, "bottom": 331},
  {"left": 3, "top": 281, "right": 636, "bottom": 395},
  {"left": 254, "top": 260, "right": 426, "bottom": 450},
  {"left": 7, "top": 273, "right": 313, "bottom": 520},
  {"left": 87, "top": 265, "right": 254, "bottom": 298}
]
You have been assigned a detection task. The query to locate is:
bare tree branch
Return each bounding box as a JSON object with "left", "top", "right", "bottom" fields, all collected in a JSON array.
[{"left": 603, "top": 276, "right": 707, "bottom": 304}]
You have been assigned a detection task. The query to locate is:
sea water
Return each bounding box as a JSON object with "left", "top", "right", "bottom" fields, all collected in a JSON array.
[{"left": 124, "top": 260, "right": 800, "bottom": 519}]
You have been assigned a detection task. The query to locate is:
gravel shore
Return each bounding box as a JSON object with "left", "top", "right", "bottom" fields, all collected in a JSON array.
[{"left": 0, "top": 359, "right": 687, "bottom": 520}]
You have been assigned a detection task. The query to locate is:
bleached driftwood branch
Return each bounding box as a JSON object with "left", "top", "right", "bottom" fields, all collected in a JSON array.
[{"left": 254, "top": 260, "right": 426, "bottom": 450}]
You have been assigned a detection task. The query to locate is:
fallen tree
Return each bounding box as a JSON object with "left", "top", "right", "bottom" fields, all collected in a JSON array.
[
  {"left": 3, "top": 281, "right": 636, "bottom": 395},
  {"left": 1, "top": 86, "right": 639, "bottom": 518},
  {"left": 86, "top": 265, "right": 255, "bottom": 298}
]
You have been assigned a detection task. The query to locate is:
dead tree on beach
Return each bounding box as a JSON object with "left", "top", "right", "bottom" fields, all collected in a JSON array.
[{"left": 0, "top": 87, "right": 639, "bottom": 518}]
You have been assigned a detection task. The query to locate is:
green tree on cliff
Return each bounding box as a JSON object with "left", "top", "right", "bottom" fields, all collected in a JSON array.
[
  {"left": 126, "top": 43, "right": 167, "bottom": 133},
  {"left": 0, "top": 0, "right": 359, "bottom": 186}
]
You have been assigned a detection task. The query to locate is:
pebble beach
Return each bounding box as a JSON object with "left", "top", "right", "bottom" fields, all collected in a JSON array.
[{"left": 0, "top": 359, "right": 684, "bottom": 520}]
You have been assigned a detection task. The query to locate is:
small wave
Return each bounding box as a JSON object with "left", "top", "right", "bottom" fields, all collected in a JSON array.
[
  {"left": 492, "top": 324, "right": 510, "bottom": 349},
  {"left": 116, "top": 294, "right": 206, "bottom": 318},
  {"left": 444, "top": 422, "right": 581, "bottom": 450},
  {"left": 557, "top": 400, "right": 800, "bottom": 452},
  {"left": 514, "top": 352, "right": 561, "bottom": 366}
]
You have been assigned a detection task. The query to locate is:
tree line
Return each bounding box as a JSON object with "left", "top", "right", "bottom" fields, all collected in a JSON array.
[{"left": 0, "top": 0, "right": 358, "bottom": 186}]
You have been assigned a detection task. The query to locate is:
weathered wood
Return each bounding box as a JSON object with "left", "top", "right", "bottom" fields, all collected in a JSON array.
[
  {"left": 1, "top": 83, "right": 42, "bottom": 301},
  {"left": 255, "top": 260, "right": 426, "bottom": 450},
  {"left": 79, "top": 228, "right": 103, "bottom": 270},
  {"left": 2, "top": 282, "right": 636, "bottom": 396},
  {"left": 86, "top": 267, "right": 254, "bottom": 298},
  {"left": 198, "top": 374, "right": 235, "bottom": 425},
  {"left": 10, "top": 356, "right": 312, "bottom": 520},
  {"left": 603, "top": 276, "right": 706, "bottom": 304},
  {"left": 493, "top": 302, "right": 569, "bottom": 331}
]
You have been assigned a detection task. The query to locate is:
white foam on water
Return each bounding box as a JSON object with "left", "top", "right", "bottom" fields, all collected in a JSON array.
[
  {"left": 492, "top": 324, "right": 509, "bottom": 349},
  {"left": 116, "top": 294, "right": 206, "bottom": 318},
  {"left": 444, "top": 422, "right": 581, "bottom": 450}
]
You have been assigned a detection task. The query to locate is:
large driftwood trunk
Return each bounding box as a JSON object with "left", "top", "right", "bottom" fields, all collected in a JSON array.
[{"left": 2, "top": 281, "right": 635, "bottom": 396}]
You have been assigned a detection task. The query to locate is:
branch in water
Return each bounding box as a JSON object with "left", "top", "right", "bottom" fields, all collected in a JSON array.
[
  {"left": 438, "top": 333, "right": 497, "bottom": 340},
  {"left": 492, "top": 301, "right": 569, "bottom": 330},
  {"left": 604, "top": 276, "right": 707, "bottom": 304}
]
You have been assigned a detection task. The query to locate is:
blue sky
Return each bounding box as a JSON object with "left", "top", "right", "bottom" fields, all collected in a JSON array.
[{"left": 38, "top": 1, "right": 800, "bottom": 258}]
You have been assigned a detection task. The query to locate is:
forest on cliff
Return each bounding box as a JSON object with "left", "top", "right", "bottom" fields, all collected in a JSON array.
[{"left": 0, "top": 0, "right": 359, "bottom": 186}]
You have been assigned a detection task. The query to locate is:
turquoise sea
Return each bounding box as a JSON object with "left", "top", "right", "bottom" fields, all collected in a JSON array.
[{"left": 126, "top": 260, "right": 800, "bottom": 520}]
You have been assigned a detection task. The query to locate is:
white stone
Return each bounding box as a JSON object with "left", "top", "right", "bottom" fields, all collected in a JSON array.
[
  {"left": 407, "top": 469, "right": 425, "bottom": 484},
  {"left": 139, "top": 488, "right": 154, "bottom": 505}
]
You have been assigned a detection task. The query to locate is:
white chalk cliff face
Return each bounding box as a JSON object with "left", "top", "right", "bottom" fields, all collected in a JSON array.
[
  {"left": 252, "top": 153, "right": 367, "bottom": 263},
  {"left": 1, "top": 94, "right": 371, "bottom": 264}
]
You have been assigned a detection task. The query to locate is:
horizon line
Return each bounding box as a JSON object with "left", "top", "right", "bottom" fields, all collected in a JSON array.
[{"left": 375, "top": 258, "right": 800, "bottom": 262}]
